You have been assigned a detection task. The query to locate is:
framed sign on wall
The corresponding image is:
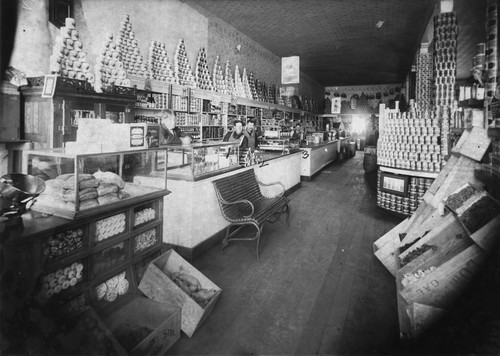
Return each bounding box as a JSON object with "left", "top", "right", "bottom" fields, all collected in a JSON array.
[{"left": 281, "top": 56, "right": 300, "bottom": 85}]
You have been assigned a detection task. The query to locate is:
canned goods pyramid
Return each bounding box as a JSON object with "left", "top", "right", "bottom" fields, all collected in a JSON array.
[
  {"left": 195, "top": 47, "right": 214, "bottom": 91},
  {"left": 49, "top": 18, "right": 94, "bottom": 84},
  {"left": 115, "top": 15, "right": 148, "bottom": 78},
  {"left": 94, "top": 32, "right": 131, "bottom": 93},
  {"left": 147, "top": 40, "right": 177, "bottom": 84},
  {"left": 212, "top": 55, "right": 226, "bottom": 94},
  {"left": 174, "top": 38, "right": 196, "bottom": 88}
]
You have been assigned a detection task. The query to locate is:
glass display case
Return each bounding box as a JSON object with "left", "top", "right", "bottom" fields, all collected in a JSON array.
[
  {"left": 165, "top": 141, "right": 240, "bottom": 181},
  {"left": 22, "top": 147, "right": 168, "bottom": 219}
]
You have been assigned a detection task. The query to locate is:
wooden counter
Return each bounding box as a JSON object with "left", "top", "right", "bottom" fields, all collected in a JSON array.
[
  {"left": 161, "top": 151, "right": 302, "bottom": 260},
  {"left": 299, "top": 140, "right": 338, "bottom": 180}
]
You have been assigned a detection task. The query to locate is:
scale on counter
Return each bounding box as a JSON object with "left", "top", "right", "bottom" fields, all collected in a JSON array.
[{"left": 0, "top": 173, "right": 46, "bottom": 228}]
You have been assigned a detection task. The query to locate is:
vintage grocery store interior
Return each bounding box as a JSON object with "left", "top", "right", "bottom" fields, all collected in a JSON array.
[{"left": 1, "top": 0, "right": 500, "bottom": 354}]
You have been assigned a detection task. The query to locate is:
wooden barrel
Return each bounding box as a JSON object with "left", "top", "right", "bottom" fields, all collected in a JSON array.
[
  {"left": 348, "top": 142, "right": 356, "bottom": 157},
  {"left": 363, "top": 153, "right": 378, "bottom": 173}
]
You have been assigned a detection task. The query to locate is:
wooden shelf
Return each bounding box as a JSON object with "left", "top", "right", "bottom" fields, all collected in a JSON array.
[{"left": 379, "top": 165, "right": 439, "bottom": 179}]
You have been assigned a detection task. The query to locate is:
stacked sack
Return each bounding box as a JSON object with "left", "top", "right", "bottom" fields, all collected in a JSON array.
[{"left": 36, "top": 171, "right": 130, "bottom": 211}]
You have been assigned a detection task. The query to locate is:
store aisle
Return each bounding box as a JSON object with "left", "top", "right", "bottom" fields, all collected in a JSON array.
[{"left": 168, "top": 153, "right": 404, "bottom": 355}]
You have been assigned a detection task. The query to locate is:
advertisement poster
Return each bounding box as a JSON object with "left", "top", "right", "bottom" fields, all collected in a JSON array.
[{"left": 281, "top": 56, "right": 300, "bottom": 84}]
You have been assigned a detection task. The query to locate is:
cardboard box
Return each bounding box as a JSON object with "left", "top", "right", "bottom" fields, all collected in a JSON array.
[
  {"left": 138, "top": 249, "right": 222, "bottom": 337},
  {"left": 103, "top": 295, "right": 181, "bottom": 355}
]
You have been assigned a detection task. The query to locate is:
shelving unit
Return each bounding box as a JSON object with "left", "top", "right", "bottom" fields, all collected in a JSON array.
[{"left": 130, "top": 79, "right": 323, "bottom": 143}]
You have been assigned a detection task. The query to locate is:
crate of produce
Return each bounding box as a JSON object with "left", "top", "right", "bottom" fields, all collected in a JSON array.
[
  {"left": 397, "top": 244, "right": 485, "bottom": 308},
  {"left": 138, "top": 249, "right": 222, "bottom": 337},
  {"left": 103, "top": 295, "right": 181, "bottom": 355}
]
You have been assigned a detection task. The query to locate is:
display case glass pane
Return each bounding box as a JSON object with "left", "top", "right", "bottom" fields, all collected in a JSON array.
[
  {"left": 23, "top": 148, "right": 168, "bottom": 218},
  {"left": 165, "top": 142, "right": 240, "bottom": 181}
]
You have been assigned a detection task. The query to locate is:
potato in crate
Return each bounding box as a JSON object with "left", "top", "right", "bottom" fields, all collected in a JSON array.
[{"left": 138, "top": 249, "right": 222, "bottom": 337}]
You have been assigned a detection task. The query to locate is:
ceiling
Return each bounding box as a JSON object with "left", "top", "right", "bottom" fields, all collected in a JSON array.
[{"left": 186, "top": 0, "right": 486, "bottom": 87}]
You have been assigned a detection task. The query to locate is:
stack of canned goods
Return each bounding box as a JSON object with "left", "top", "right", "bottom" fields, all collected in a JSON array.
[
  {"left": 433, "top": 12, "right": 458, "bottom": 108},
  {"left": 416, "top": 49, "right": 432, "bottom": 109},
  {"left": 377, "top": 110, "right": 442, "bottom": 172},
  {"left": 485, "top": 0, "right": 498, "bottom": 104},
  {"left": 377, "top": 172, "right": 434, "bottom": 216}
]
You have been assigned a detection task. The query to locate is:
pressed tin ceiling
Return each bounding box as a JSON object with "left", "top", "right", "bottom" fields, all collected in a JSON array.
[{"left": 186, "top": 0, "right": 485, "bottom": 87}]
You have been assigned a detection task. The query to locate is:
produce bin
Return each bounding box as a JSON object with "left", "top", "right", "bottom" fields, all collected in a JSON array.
[
  {"left": 103, "top": 295, "right": 181, "bottom": 355},
  {"left": 138, "top": 249, "right": 222, "bottom": 337}
]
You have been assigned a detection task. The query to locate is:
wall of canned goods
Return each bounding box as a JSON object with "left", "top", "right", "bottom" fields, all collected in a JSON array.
[{"left": 377, "top": 109, "right": 442, "bottom": 173}]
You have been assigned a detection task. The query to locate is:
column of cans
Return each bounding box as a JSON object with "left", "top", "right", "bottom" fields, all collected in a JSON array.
[
  {"left": 485, "top": 0, "right": 498, "bottom": 104},
  {"left": 416, "top": 52, "right": 432, "bottom": 110},
  {"left": 433, "top": 12, "right": 457, "bottom": 160},
  {"left": 433, "top": 12, "right": 458, "bottom": 108}
]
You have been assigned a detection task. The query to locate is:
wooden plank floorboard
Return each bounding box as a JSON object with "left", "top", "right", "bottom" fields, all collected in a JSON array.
[{"left": 168, "top": 154, "right": 404, "bottom": 355}]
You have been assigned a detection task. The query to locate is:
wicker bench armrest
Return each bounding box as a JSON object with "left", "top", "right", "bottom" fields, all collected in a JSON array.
[
  {"left": 218, "top": 197, "right": 255, "bottom": 218},
  {"left": 255, "top": 176, "right": 286, "bottom": 197}
]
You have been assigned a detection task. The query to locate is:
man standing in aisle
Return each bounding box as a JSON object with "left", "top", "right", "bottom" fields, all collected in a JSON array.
[
  {"left": 242, "top": 118, "right": 260, "bottom": 151},
  {"left": 223, "top": 119, "right": 248, "bottom": 149}
]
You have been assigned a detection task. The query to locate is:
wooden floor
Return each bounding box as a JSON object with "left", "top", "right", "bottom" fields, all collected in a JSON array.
[
  {"left": 166, "top": 153, "right": 500, "bottom": 355},
  {"left": 168, "top": 153, "right": 405, "bottom": 355}
]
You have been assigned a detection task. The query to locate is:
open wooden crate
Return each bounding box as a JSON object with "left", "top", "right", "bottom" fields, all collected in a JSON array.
[
  {"left": 103, "top": 295, "right": 181, "bottom": 356},
  {"left": 138, "top": 249, "right": 222, "bottom": 337}
]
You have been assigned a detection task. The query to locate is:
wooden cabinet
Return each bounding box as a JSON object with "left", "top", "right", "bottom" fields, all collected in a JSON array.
[
  {"left": 0, "top": 193, "right": 171, "bottom": 354},
  {"left": 20, "top": 77, "right": 136, "bottom": 149}
]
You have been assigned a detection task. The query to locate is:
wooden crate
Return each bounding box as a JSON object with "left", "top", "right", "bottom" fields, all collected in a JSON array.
[
  {"left": 103, "top": 295, "right": 181, "bottom": 356},
  {"left": 138, "top": 249, "right": 222, "bottom": 337},
  {"left": 373, "top": 217, "right": 411, "bottom": 276},
  {"left": 398, "top": 244, "right": 485, "bottom": 308},
  {"left": 407, "top": 302, "right": 447, "bottom": 339},
  {"left": 398, "top": 213, "right": 471, "bottom": 269}
]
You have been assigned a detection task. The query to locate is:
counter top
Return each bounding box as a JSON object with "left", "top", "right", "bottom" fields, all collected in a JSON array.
[
  {"left": 299, "top": 139, "right": 338, "bottom": 149},
  {"left": 258, "top": 149, "right": 301, "bottom": 162}
]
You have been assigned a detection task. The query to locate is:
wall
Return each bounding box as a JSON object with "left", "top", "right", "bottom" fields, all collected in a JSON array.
[
  {"left": 324, "top": 84, "right": 405, "bottom": 113},
  {"left": 8, "top": 0, "right": 324, "bottom": 103}
]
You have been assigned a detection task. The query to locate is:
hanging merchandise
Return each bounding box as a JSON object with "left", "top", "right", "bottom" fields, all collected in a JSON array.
[
  {"left": 49, "top": 18, "right": 94, "bottom": 85},
  {"left": 350, "top": 94, "right": 359, "bottom": 110},
  {"left": 146, "top": 40, "right": 177, "bottom": 84}
]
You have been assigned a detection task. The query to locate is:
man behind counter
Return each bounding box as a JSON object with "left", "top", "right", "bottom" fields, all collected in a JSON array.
[
  {"left": 242, "top": 118, "right": 260, "bottom": 150},
  {"left": 223, "top": 119, "right": 248, "bottom": 149},
  {"left": 160, "top": 109, "right": 192, "bottom": 145}
]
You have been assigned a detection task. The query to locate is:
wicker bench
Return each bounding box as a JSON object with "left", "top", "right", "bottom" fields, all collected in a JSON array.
[{"left": 212, "top": 169, "right": 290, "bottom": 258}]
